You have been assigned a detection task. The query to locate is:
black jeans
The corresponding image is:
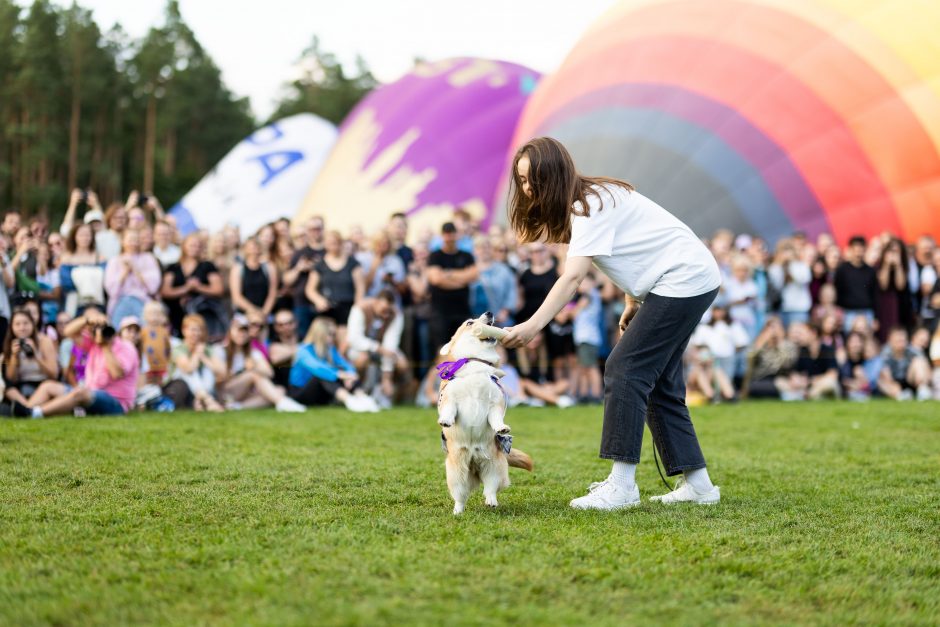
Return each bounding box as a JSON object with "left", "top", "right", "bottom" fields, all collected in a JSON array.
[{"left": 601, "top": 287, "right": 719, "bottom": 475}]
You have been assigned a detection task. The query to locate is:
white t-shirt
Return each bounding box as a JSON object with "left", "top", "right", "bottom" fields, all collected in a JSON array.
[{"left": 567, "top": 186, "right": 721, "bottom": 300}]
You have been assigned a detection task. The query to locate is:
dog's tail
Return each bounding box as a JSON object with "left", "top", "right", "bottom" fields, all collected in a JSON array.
[{"left": 507, "top": 448, "right": 533, "bottom": 472}]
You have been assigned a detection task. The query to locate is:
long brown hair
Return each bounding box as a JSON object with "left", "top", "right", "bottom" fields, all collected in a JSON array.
[
  {"left": 3, "top": 308, "right": 39, "bottom": 360},
  {"left": 508, "top": 137, "right": 633, "bottom": 244}
]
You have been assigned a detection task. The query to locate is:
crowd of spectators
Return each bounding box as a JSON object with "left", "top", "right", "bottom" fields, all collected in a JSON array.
[{"left": 1, "top": 189, "right": 938, "bottom": 418}]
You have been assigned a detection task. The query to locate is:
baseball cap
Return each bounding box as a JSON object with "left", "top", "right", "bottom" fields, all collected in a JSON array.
[
  {"left": 441, "top": 222, "right": 457, "bottom": 234},
  {"left": 83, "top": 209, "right": 105, "bottom": 224}
]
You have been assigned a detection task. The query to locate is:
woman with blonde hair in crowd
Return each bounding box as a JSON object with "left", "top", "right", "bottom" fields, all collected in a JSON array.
[
  {"left": 356, "top": 231, "right": 407, "bottom": 299},
  {"left": 104, "top": 229, "right": 162, "bottom": 328},
  {"left": 230, "top": 236, "right": 278, "bottom": 319},
  {"left": 213, "top": 315, "right": 306, "bottom": 412},
  {"left": 287, "top": 316, "right": 378, "bottom": 412},
  {"left": 170, "top": 313, "right": 225, "bottom": 412}
]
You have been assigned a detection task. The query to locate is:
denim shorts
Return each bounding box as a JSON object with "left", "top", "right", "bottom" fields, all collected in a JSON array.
[{"left": 87, "top": 390, "right": 127, "bottom": 415}]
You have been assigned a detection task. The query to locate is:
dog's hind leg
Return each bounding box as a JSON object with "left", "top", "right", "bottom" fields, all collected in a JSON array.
[
  {"left": 480, "top": 459, "right": 509, "bottom": 508},
  {"left": 445, "top": 455, "right": 471, "bottom": 515}
]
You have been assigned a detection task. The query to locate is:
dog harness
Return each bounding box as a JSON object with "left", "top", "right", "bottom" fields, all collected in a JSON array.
[{"left": 437, "top": 358, "right": 512, "bottom": 454}]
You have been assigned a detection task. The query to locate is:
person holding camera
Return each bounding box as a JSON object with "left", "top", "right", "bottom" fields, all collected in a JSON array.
[
  {"left": 2, "top": 308, "right": 59, "bottom": 412},
  {"left": 18, "top": 309, "right": 139, "bottom": 418},
  {"left": 346, "top": 290, "right": 408, "bottom": 406}
]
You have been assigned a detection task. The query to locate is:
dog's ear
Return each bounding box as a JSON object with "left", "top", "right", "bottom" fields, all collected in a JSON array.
[{"left": 439, "top": 342, "right": 451, "bottom": 356}]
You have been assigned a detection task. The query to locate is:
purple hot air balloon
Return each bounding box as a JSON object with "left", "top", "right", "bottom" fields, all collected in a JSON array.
[{"left": 295, "top": 58, "right": 539, "bottom": 236}]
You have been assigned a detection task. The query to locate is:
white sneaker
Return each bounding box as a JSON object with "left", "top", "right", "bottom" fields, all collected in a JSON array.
[
  {"left": 569, "top": 480, "right": 640, "bottom": 511},
  {"left": 344, "top": 395, "right": 371, "bottom": 413},
  {"left": 897, "top": 389, "right": 914, "bottom": 401},
  {"left": 275, "top": 397, "right": 307, "bottom": 413},
  {"left": 556, "top": 395, "right": 576, "bottom": 409},
  {"left": 916, "top": 385, "right": 932, "bottom": 402},
  {"left": 372, "top": 391, "right": 392, "bottom": 410},
  {"left": 650, "top": 479, "right": 720, "bottom": 505}
]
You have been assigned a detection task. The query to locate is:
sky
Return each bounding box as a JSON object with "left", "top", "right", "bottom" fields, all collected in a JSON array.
[{"left": 67, "top": 0, "right": 620, "bottom": 120}]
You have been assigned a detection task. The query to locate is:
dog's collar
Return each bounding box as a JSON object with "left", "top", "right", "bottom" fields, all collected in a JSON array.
[{"left": 436, "top": 357, "right": 498, "bottom": 381}]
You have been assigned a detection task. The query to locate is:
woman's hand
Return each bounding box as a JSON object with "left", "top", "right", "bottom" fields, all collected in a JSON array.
[
  {"left": 501, "top": 320, "right": 539, "bottom": 349},
  {"left": 619, "top": 300, "right": 640, "bottom": 333}
]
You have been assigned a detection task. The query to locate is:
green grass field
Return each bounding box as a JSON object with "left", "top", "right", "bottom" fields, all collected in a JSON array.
[{"left": 2, "top": 401, "right": 939, "bottom": 625}]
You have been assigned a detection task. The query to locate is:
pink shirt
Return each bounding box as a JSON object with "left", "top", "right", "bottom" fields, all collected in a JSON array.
[{"left": 84, "top": 337, "right": 140, "bottom": 411}]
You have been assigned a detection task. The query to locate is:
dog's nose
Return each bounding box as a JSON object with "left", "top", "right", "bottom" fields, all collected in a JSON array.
[{"left": 482, "top": 311, "right": 493, "bottom": 322}]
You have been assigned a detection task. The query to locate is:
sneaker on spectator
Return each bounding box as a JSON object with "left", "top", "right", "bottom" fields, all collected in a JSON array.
[
  {"left": 73, "top": 407, "right": 86, "bottom": 418},
  {"left": 371, "top": 390, "right": 392, "bottom": 410},
  {"left": 897, "top": 389, "right": 914, "bottom": 401},
  {"left": 916, "top": 385, "right": 932, "bottom": 402},
  {"left": 780, "top": 390, "right": 805, "bottom": 402},
  {"left": 275, "top": 397, "right": 306, "bottom": 413},
  {"left": 556, "top": 395, "right": 576, "bottom": 409},
  {"left": 526, "top": 398, "right": 546, "bottom": 408},
  {"left": 847, "top": 391, "right": 870, "bottom": 402}
]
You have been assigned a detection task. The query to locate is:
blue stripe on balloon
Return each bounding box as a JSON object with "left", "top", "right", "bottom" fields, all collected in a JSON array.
[
  {"left": 169, "top": 202, "right": 197, "bottom": 236},
  {"left": 534, "top": 83, "right": 830, "bottom": 239}
]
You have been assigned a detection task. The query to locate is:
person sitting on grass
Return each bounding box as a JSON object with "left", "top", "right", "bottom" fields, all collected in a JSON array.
[
  {"left": 877, "top": 326, "right": 933, "bottom": 401},
  {"left": 345, "top": 289, "right": 408, "bottom": 407},
  {"left": 839, "top": 331, "right": 878, "bottom": 401},
  {"left": 287, "top": 316, "right": 378, "bottom": 413},
  {"left": 19, "top": 309, "right": 139, "bottom": 418},
  {"left": 213, "top": 314, "right": 306, "bottom": 413},
  {"left": 170, "top": 313, "right": 225, "bottom": 412},
  {"left": 685, "top": 343, "right": 736, "bottom": 406},
  {"left": 269, "top": 309, "right": 300, "bottom": 389},
  {"left": 1, "top": 307, "right": 59, "bottom": 413},
  {"left": 774, "top": 322, "right": 840, "bottom": 401}
]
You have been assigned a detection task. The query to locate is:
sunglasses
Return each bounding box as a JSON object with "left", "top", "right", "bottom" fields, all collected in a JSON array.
[{"left": 235, "top": 326, "right": 249, "bottom": 332}]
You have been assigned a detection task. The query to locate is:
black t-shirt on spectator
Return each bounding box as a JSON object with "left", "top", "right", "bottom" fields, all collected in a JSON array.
[
  {"left": 518, "top": 266, "right": 557, "bottom": 322},
  {"left": 289, "top": 246, "right": 325, "bottom": 307},
  {"left": 795, "top": 344, "right": 838, "bottom": 377},
  {"left": 428, "top": 249, "right": 475, "bottom": 317},
  {"left": 165, "top": 260, "right": 220, "bottom": 332},
  {"left": 314, "top": 256, "right": 359, "bottom": 305},
  {"left": 834, "top": 261, "right": 877, "bottom": 310}
]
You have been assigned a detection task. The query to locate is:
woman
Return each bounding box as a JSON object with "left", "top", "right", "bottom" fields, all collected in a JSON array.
[
  {"left": 470, "top": 236, "right": 516, "bottom": 326},
  {"left": 355, "top": 232, "right": 406, "bottom": 299},
  {"left": 502, "top": 137, "right": 722, "bottom": 509},
  {"left": 875, "top": 237, "right": 914, "bottom": 343},
  {"left": 3, "top": 308, "right": 59, "bottom": 409},
  {"left": 767, "top": 238, "right": 812, "bottom": 328},
  {"left": 161, "top": 234, "right": 226, "bottom": 338},
  {"left": 306, "top": 230, "right": 364, "bottom": 326},
  {"left": 104, "top": 230, "right": 161, "bottom": 328},
  {"left": 212, "top": 315, "right": 306, "bottom": 412},
  {"left": 96, "top": 202, "right": 128, "bottom": 259},
  {"left": 287, "top": 316, "right": 378, "bottom": 412},
  {"left": 170, "top": 313, "right": 225, "bottom": 412},
  {"left": 229, "top": 237, "right": 278, "bottom": 319}
]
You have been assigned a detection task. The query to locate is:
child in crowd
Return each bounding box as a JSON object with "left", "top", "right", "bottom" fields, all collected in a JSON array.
[
  {"left": 571, "top": 273, "right": 603, "bottom": 403},
  {"left": 877, "top": 327, "right": 932, "bottom": 401},
  {"left": 140, "top": 301, "right": 172, "bottom": 386}
]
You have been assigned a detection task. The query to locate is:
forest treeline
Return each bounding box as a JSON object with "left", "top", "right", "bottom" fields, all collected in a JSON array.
[{"left": 0, "top": 0, "right": 376, "bottom": 224}]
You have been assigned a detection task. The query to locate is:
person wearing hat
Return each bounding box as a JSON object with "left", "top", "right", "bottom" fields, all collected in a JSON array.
[{"left": 427, "top": 222, "right": 478, "bottom": 353}]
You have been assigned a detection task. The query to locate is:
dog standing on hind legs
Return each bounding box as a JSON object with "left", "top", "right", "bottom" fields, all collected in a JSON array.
[{"left": 437, "top": 312, "right": 533, "bottom": 514}]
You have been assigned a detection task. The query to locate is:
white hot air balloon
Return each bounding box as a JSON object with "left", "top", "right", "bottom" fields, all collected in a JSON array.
[{"left": 170, "top": 113, "right": 337, "bottom": 235}]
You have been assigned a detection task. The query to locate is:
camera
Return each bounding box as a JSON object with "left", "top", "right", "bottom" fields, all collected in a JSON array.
[
  {"left": 79, "top": 189, "right": 89, "bottom": 203},
  {"left": 138, "top": 193, "right": 149, "bottom": 206},
  {"left": 95, "top": 325, "right": 116, "bottom": 342},
  {"left": 18, "top": 339, "right": 34, "bottom": 359}
]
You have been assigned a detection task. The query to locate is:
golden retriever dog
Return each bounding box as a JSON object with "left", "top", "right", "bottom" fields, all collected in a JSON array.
[{"left": 437, "top": 312, "right": 533, "bottom": 514}]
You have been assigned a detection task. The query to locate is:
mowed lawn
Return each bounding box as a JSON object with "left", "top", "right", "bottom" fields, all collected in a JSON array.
[{"left": 2, "top": 401, "right": 939, "bottom": 626}]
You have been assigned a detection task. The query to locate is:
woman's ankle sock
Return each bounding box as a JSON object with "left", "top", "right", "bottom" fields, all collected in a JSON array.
[
  {"left": 684, "top": 467, "right": 714, "bottom": 492},
  {"left": 609, "top": 461, "right": 637, "bottom": 490}
]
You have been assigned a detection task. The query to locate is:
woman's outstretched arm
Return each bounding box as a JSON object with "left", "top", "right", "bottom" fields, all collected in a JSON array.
[{"left": 502, "top": 255, "right": 593, "bottom": 348}]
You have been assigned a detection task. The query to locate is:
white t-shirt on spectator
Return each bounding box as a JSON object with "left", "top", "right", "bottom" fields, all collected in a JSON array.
[
  {"left": 691, "top": 321, "right": 750, "bottom": 359},
  {"left": 566, "top": 185, "right": 721, "bottom": 301},
  {"left": 96, "top": 230, "right": 121, "bottom": 260},
  {"left": 768, "top": 261, "right": 812, "bottom": 313}
]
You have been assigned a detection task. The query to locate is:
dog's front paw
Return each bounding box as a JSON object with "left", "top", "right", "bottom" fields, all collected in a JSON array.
[
  {"left": 438, "top": 417, "right": 454, "bottom": 427},
  {"left": 484, "top": 496, "right": 499, "bottom": 508},
  {"left": 496, "top": 424, "right": 511, "bottom": 435}
]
